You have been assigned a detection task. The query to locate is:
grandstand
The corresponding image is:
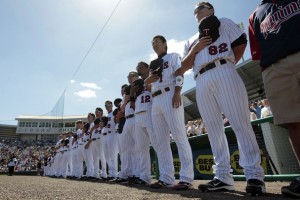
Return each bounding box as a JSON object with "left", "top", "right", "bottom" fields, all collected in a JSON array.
[{"left": 0, "top": 124, "right": 18, "bottom": 140}]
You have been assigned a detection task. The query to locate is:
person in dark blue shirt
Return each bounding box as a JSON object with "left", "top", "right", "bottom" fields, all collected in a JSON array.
[{"left": 249, "top": 0, "right": 300, "bottom": 198}]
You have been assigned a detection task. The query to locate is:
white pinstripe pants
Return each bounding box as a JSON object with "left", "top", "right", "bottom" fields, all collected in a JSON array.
[
  {"left": 151, "top": 88, "right": 194, "bottom": 184},
  {"left": 195, "top": 63, "right": 265, "bottom": 185}
]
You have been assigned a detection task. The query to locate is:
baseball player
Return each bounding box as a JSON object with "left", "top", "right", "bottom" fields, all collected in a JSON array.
[
  {"left": 70, "top": 131, "right": 78, "bottom": 179},
  {"left": 129, "top": 62, "right": 156, "bottom": 185},
  {"left": 83, "top": 116, "right": 94, "bottom": 180},
  {"left": 53, "top": 134, "right": 63, "bottom": 178},
  {"left": 102, "top": 100, "right": 119, "bottom": 180},
  {"left": 92, "top": 107, "right": 107, "bottom": 179},
  {"left": 175, "top": 2, "right": 265, "bottom": 195},
  {"left": 60, "top": 132, "right": 69, "bottom": 178},
  {"left": 145, "top": 35, "right": 194, "bottom": 190},
  {"left": 74, "top": 120, "right": 86, "bottom": 179},
  {"left": 65, "top": 131, "right": 73, "bottom": 178},
  {"left": 116, "top": 72, "right": 140, "bottom": 183},
  {"left": 89, "top": 118, "right": 103, "bottom": 179}
]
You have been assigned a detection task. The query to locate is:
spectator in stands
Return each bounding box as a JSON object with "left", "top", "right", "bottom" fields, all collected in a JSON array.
[
  {"left": 186, "top": 121, "right": 196, "bottom": 137},
  {"left": 222, "top": 113, "right": 230, "bottom": 127},
  {"left": 253, "top": 102, "right": 262, "bottom": 119},
  {"left": 260, "top": 99, "right": 272, "bottom": 118},
  {"left": 37, "top": 159, "right": 42, "bottom": 176},
  {"left": 7, "top": 153, "right": 17, "bottom": 176},
  {"left": 195, "top": 119, "right": 206, "bottom": 135},
  {"left": 249, "top": 102, "right": 257, "bottom": 121}
]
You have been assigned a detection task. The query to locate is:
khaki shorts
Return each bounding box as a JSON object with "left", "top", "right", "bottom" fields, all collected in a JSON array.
[{"left": 262, "top": 51, "right": 300, "bottom": 125}]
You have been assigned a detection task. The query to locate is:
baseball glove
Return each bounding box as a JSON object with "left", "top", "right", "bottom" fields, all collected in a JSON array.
[
  {"left": 198, "top": 15, "right": 220, "bottom": 43},
  {"left": 132, "top": 79, "right": 144, "bottom": 97},
  {"left": 149, "top": 58, "right": 164, "bottom": 78}
]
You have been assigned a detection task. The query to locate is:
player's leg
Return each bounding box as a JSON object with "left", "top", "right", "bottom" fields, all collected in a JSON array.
[
  {"left": 195, "top": 74, "right": 235, "bottom": 188},
  {"left": 135, "top": 116, "right": 151, "bottom": 184},
  {"left": 151, "top": 111, "right": 175, "bottom": 185},
  {"left": 91, "top": 141, "right": 100, "bottom": 178},
  {"left": 99, "top": 138, "right": 107, "bottom": 178},
  {"left": 118, "top": 121, "right": 134, "bottom": 180},
  {"left": 216, "top": 65, "right": 265, "bottom": 181},
  {"left": 163, "top": 101, "right": 194, "bottom": 184}
]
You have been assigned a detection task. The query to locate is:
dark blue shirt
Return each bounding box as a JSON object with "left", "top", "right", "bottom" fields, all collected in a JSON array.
[{"left": 249, "top": 0, "right": 300, "bottom": 68}]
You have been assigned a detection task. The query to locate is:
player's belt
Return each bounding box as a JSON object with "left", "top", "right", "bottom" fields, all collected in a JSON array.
[
  {"left": 136, "top": 110, "right": 146, "bottom": 114},
  {"left": 107, "top": 131, "right": 118, "bottom": 133},
  {"left": 195, "top": 59, "right": 227, "bottom": 78},
  {"left": 102, "top": 132, "right": 107, "bottom": 135},
  {"left": 125, "top": 114, "right": 135, "bottom": 119},
  {"left": 152, "top": 87, "right": 170, "bottom": 98},
  {"left": 92, "top": 138, "right": 96, "bottom": 141}
]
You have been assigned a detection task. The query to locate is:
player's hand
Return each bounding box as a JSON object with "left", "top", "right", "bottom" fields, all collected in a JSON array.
[
  {"left": 192, "top": 36, "right": 212, "bottom": 54},
  {"left": 145, "top": 73, "right": 160, "bottom": 84},
  {"left": 84, "top": 143, "right": 89, "bottom": 149},
  {"left": 172, "top": 92, "right": 182, "bottom": 109}
]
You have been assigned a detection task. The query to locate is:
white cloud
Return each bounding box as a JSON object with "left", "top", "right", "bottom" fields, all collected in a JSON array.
[
  {"left": 167, "top": 39, "right": 186, "bottom": 58},
  {"left": 70, "top": 80, "right": 75, "bottom": 83},
  {"left": 74, "top": 89, "right": 96, "bottom": 98},
  {"left": 80, "top": 82, "right": 102, "bottom": 90}
]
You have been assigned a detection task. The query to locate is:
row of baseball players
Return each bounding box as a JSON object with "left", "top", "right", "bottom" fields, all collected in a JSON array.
[{"left": 42, "top": 0, "right": 283, "bottom": 195}]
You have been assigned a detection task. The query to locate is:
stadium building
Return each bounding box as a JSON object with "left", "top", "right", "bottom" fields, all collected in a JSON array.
[{"left": 15, "top": 115, "right": 87, "bottom": 141}]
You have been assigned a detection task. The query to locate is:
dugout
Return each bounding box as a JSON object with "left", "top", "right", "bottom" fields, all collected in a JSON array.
[{"left": 150, "top": 116, "right": 300, "bottom": 181}]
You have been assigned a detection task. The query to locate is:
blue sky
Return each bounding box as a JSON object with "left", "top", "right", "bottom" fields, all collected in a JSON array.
[{"left": 0, "top": 0, "right": 261, "bottom": 125}]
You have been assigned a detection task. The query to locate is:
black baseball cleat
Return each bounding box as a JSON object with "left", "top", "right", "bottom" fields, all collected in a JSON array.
[
  {"left": 150, "top": 180, "right": 174, "bottom": 189},
  {"left": 281, "top": 176, "right": 300, "bottom": 198},
  {"left": 113, "top": 178, "right": 128, "bottom": 184},
  {"left": 245, "top": 179, "right": 266, "bottom": 196},
  {"left": 173, "top": 181, "right": 193, "bottom": 190},
  {"left": 131, "top": 178, "right": 149, "bottom": 186},
  {"left": 198, "top": 179, "right": 235, "bottom": 192}
]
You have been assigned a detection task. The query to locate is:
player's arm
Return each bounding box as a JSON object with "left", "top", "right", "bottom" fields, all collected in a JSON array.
[
  {"left": 176, "top": 36, "right": 212, "bottom": 76},
  {"left": 248, "top": 11, "right": 261, "bottom": 61},
  {"left": 84, "top": 139, "right": 92, "bottom": 149},
  {"left": 231, "top": 33, "right": 247, "bottom": 63},
  {"left": 172, "top": 86, "right": 182, "bottom": 108},
  {"left": 172, "top": 54, "right": 184, "bottom": 108},
  {"left": 120, "top": 94, "right": 128, "bottom": 113},
  {"left": 129, "top": 85, "right": 138, "bottom": 109}
]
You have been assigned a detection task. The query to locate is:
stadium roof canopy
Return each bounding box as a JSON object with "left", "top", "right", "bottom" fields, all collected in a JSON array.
[
  {"left": 182, "top": 58, "right": 265, "bottom": 122},
  {"left": 15, "top": 115, "right": 86, "bottom": 120}
]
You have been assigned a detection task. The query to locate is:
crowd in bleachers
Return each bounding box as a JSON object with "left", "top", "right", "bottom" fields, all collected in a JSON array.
[
  {"left": 185, "top": 99, "right": 273, "bottom": 137},
  {"left": 0, "top": 139, "right": 55, "bottom": 172}
]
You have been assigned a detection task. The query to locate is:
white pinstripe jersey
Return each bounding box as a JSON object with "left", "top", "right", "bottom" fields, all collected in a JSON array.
[
  {"left": 135, "top": 86, "right": 152, "bottom": 113},
  {"left": 91, "top": 127, "right": 101, "bottom": 139},
  {"left": 151, "top": 52, "right": 181, "bottom": 92},
  {"left": 55, "top": 139, "right": 62, "bottom": 153},
  {"left": 82, "top": 132, "right": 91, "bottom": 142},
  {"left": 183, "top": 18, "right": 244, "bottom": 76},
  {"left": 106, "top": 112, "right": 116, "bottom": 131},
  {"left": 76, "top": 129, "right": 84, "bottom": 144},
  {"left": 125, "top": 101, "right": 135, "bottom": 116}
]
